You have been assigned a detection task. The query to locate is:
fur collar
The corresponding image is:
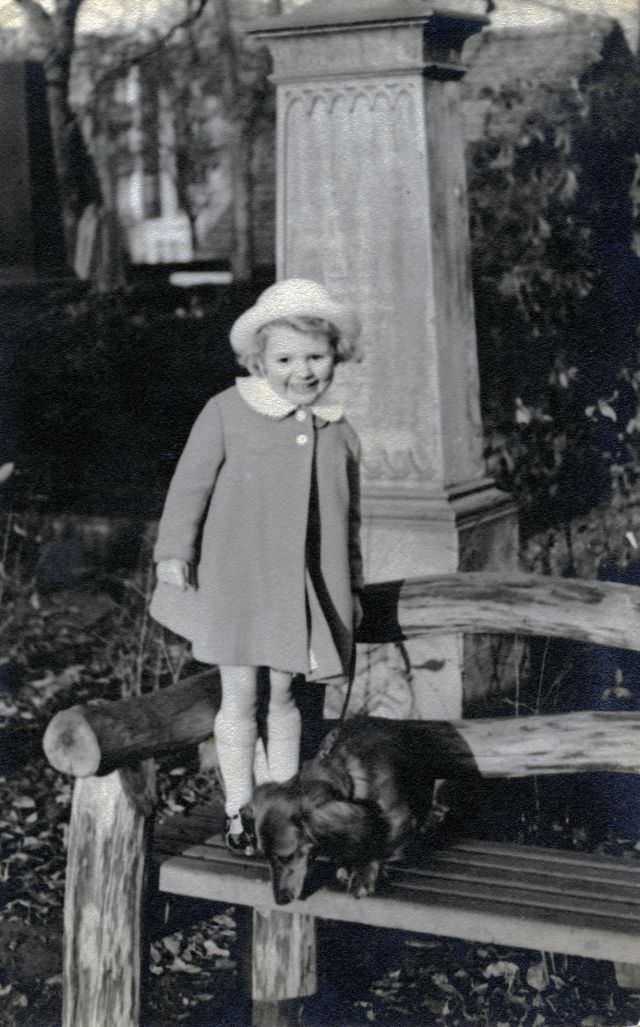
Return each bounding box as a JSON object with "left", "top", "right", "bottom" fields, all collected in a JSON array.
[{"left": 236, "top": 376, "right": 343, "bottom": 423}]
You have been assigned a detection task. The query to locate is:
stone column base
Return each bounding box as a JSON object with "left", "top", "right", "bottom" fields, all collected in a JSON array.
[
  {"left": 362, "top": 478, "right": 518, "bottom": 582},
  {"left": 326, "top": 479, "right": 519, "bottom": 720}
]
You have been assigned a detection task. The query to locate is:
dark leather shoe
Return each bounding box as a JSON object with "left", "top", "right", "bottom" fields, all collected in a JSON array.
[{"left": 224, "top": 811, "right": 256, "bottom": 856}]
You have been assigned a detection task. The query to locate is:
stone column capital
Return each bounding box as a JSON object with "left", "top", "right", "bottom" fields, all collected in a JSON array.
[{"left": 249, "top": 1, "right": 489, "bottom": 82}]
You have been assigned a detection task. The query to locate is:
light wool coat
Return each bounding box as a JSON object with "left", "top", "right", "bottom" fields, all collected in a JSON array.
[{"left": 150, "top": 379, "right": 363, "bottom": 679}]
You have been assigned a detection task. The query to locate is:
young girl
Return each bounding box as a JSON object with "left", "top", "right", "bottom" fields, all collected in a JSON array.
[{"left": 150, "top": 278, "right": 363, "bottom": 854}]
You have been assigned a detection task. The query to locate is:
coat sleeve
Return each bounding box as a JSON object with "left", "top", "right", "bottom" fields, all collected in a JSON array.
[
  {"left": 153, "top": 397, "right": 225, "bottom": 564},
  {"left": 345, "top": 424, "right": 364, "bottom": 592}
]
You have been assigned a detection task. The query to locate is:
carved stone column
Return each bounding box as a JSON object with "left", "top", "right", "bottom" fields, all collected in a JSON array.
[{"left": 251, "top": 1, "right": 518, "bottom": 716}]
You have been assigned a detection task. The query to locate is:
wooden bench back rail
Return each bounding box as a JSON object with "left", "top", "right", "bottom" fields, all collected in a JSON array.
[
  {"left": 44, "top": 573, "right": 640, "bottom": 780},
  {"left": 359, "top": 572, "right": 640, "bottom": 651}
]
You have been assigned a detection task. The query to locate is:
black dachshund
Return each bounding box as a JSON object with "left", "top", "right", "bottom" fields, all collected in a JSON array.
[{"left": 252, "top": 717, "right": 436, "bottom": 905}]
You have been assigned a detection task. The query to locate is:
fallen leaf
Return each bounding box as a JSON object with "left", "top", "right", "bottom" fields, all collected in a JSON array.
[
  {"left": 527, "top": 961, "right": 549, "bottom": 992},
  {"left": 13, "top": 796, "right": 36, "bottom": 810},
  {"left": 170, "top": 958, "right": 201, "bottom": 974},
  {"left": 213, "top": 913, "right": 235, "bottom": 928},
  {"left": 203, "top": 939, "right": 229, "bottom": 957},
  {"left": 162, "top": 935, "right": 181, "bottom": 956},
  {"left": 483, "top": 960, "right": 519, "bottom": 985}
]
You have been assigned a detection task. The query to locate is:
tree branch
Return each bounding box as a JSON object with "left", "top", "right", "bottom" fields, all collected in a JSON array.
[
  {"left": 87, "top": 0, "right": 211, "bottom": 96},
  {"left": 11, "top": 0, "right": 54, "bottom": 45},
  {"left": 53, "top": 0, "right": 85, "bottom": 48}
]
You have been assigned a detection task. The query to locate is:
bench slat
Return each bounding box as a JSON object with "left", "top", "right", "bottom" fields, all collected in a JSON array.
[
  {"left": 156, "top": 841, "right": 640, "bottom": 922},
  {"left": 453, "top": 839, "right": 640, "bottom": 873},
  {"left": 156, "top": 850, "right": 640, "bottom": 965},
  {"left": 406, "top": 849, "right": 640, "bottom": 887},
  {"left": 395, "top": 874, "right": 640, "bottom": 922},
  {"left": 153, "top": 814, "right": 640, "bottom": 966},
  {"left": 393, "top": 863, "right": 640, "bottom": 911},
  {"left": 154, "top": 840, "right": 640, "bottom": 911}
]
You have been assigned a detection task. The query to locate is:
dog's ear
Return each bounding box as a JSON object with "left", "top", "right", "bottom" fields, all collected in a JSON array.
[
  {"left": 252, "top": 781, "right": 286, "bottom": 807},
  {"left": 249, "top": 781, "right": 275, "bottom": 820},
  {"left": 302, "top": 755, "right": 353, "bottom": 799},
  {"left": 303, "top": 797, "right": 388, "bottom": 858},
  {"left": 305, "top": 798, "right": 367, "bottom": 838},
  {"left": 251, "top": 780, "right": 300, "bottom": 834}
]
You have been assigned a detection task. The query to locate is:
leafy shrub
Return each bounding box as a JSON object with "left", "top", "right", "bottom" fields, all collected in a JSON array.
[
  {"left": 5, "top": 281, "right": 264, "bottom": 516},
  {"left": 469, "top": 31, "right": 640, "bottom": 535}
]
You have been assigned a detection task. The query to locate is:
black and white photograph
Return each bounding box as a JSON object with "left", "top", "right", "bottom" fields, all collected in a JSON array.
[{"left": 2, "top": 0, "right": 640, "bottom": 1024}]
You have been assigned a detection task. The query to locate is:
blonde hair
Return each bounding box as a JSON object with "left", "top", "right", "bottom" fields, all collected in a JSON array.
[{"left": 239, "top": 315, "right": 361, "bottom": 374}]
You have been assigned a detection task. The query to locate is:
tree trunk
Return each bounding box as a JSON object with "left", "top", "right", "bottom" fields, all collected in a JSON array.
[
  {"left": 62, "top": 762, "right": 154, "bottom": 1027},
  {"left": 230, "top": 130, "right": 255, "bottom": 281},
  {"left": 43, "top": 56, "right": 102, "bottom": 266},
  {"left": 215, "top": 0, "right": 255, "bottom": 281}
]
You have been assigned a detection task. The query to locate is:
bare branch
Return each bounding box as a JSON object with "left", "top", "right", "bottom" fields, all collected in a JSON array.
[
  {"left": 88, "top": 0, "right": 211, "bottom": 95},
  {"left": 53, "top": 0, "right": 86, "bottom": 44},
  {"left": 11, "top": 0, "right": 54, "bottom": 44}
]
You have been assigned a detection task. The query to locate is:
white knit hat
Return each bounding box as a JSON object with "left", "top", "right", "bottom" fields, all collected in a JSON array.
[{"left": 229, "top": 278, "right": 361, "bottom": 358}]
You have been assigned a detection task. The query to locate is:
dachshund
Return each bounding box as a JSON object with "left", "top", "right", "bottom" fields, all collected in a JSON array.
[{"left": 251, "top": 717, "right": 436, "bottom": 905}]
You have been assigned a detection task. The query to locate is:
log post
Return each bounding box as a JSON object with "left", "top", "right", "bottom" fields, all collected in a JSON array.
[
  {"left": 614, "top": 963, "right": 640, "bottom": 988},
  {"left": 62, "top": 761, "right": 155, "bottom": 1027},
  {"left": 251, "top": 908, "right": 317, "bottom": 1027}
]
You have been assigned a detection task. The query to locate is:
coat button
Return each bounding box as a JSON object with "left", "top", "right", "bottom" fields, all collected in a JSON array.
[
  {"left": 295, "top": 409, "right": 307, "bottom": 422},
  {"left": 296, "top": 434, "right": 308, "bottom": 446}
]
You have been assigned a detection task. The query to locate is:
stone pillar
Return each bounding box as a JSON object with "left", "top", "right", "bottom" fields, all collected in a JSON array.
[{"left": 251, "top": 0, "right": 518, "bottom": 716}]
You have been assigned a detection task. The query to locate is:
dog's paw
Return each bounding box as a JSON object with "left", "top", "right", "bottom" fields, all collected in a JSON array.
[
  {"left": 335, "top": 865, "right": 368, "bottom": 895},
  {"left": 336, "top": 865, "right": 351, "bottom": 888},
  {"left": 345, "top": 861, "right": 380, "bottom": 898}
]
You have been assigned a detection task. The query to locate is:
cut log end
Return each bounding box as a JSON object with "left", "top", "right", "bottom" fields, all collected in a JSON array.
[{"left": 43, "top": 707, "right": 101, "bottom": 777}]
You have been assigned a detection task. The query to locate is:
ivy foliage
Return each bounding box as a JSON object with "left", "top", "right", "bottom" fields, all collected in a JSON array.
[
  {"left": 468, "top": 26, "right": 640, "bottom": 534},
  {"left": 2, "top": 282, "right": 264, "bottom": 516}
]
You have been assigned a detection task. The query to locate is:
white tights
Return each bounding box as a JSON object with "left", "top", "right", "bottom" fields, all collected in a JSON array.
[{"left": 214, "top": 666, "right": 302, "bottom": 818}]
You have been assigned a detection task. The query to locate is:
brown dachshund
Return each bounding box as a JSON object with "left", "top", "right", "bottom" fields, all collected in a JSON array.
[{"left": 251, "top": 717, "right": 436, "bottom": 905}]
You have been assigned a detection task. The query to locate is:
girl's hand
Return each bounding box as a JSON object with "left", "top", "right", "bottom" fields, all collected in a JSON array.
[
  {"left": 156, "top": 558, "right": 190, "bottom": 591},
  {"left": 353, "top": 593, "right": 364, "bottom": 632}
]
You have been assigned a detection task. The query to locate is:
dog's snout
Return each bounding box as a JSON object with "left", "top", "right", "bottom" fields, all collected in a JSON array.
[
  {"left": 275, "top": 890, "right": 293, "bottom": 906},
  {"left": 268, "top": 853, "right": 308, "bottom": 906}
]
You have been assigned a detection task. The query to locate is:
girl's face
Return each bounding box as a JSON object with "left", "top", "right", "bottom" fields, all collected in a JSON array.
[{"left": 259, "top": 325, "right": 336, "bottom": 406}]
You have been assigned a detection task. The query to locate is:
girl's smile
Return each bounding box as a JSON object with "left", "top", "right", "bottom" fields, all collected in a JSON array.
[{"left": 259, "top": 325, "right": 335, "bottom": 406}]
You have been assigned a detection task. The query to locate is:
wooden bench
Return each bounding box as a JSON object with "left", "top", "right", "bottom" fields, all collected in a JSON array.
[
  {"left": 43, "top": 573, "right": 640, "bottom": 1027},
  {"left": 155, "top": 801, "right": 640, "bottom": 967}
]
